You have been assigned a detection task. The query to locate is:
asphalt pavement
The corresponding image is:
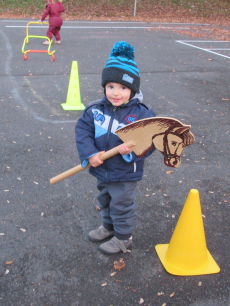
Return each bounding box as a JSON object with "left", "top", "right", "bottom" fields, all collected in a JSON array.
[{"left": 0, "top": 19, "right": 230, "bottom": 306}]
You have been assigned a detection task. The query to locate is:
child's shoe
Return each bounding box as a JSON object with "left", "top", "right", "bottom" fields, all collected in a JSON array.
[
  {"left": 55, "top": 40, "right": 61, "bottom": 44},
  {"left": 99, "top": 236, "right": 132, "bottom": 254},
  {"left": 43, "top": 40, "right": 50, "bottom": 45},
  {"left": 88, "top": 225, "right": 114, "bottom": 242}
]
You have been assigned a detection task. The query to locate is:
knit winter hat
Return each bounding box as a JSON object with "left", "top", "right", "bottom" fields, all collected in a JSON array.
[{"left": 101, "top": 41, "right": 140, "bottom": 93}]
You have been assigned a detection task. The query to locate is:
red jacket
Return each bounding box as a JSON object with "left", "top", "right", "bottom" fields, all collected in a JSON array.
[{"left": 41, "top": 2, "right": 65, "bottom": 27}]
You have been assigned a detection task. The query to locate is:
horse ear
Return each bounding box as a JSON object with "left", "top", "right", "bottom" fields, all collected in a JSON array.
[{"left": 172, "top": 126, "right": 190, "bottom": 134}]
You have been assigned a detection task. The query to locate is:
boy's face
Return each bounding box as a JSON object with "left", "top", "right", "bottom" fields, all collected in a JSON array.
[{"left": 105, "top": 82, "right": 131, "bottom": 107}]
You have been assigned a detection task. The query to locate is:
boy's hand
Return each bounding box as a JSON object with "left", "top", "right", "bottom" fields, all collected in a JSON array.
[
  {"left": 59, "top": 0, "right": 62, "bottom": 2},
  {"left": 118, "top": 144, "right": 132, "bottom": 155},
  {"left": 89, "top": 151, "right": 105, "bottom": 167}
]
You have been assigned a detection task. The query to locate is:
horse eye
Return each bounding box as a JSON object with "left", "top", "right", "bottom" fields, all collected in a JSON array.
[{"left": 171, "top": 141, "right": 177, "bottom": 146}]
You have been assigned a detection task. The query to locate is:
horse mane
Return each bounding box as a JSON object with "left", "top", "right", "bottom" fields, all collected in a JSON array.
[
  {"left": 120, "top": 117, "right": 183, "bottom": 131},
  {"left": 119, "top": 117, "right": 195, "bottom": 146}
]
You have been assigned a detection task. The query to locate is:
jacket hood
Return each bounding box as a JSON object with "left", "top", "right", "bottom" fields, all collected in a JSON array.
[{"left": 132, "top": 90, "right": 143, "bottom": 102}]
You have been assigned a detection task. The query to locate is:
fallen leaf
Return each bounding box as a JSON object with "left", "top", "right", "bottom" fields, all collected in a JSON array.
[
  {"left": 166, "top": 171, "right": 173, "bottom": 174},
  {"left": 96, "top": 205, "right": 101, "bottom": 211},
  {"left": 33, "top": 181, "right": 38, "bottom": 184},
  {"left": 101, "top": 282, "right": 107, "bottom": 287},
  {"left": 162, "top": 303, "right": 166, "bottom": 306},
  {"left": 20, "top": 228, "right": 26, "bottom": 232},
  {"left": 157, "top": 292, "right": 164, "bottom": 296},
  {"left": 0, "top": 233, "right": 5, "bottom": 236},
  {"left": 208, "top": 191, "right": 214, "bottom": 193},
  {"left": 5, "top": 269, "right": 9, "bottom": 275},
  {"left": 198, "top": 281, "right": 202, "bottom": 286},
  {"left": 172, "top": 214, "right": 176, "bottom": 218},
  {"left": 222, "top": 98, "right": 229, "bottom": 101},
  {"left": 208, "top": 58, "right": 213, "bottom": 61},
  {"left": 139, "top": 298, "right": 144, "bottom": 305},
  {"left": 5, "top": 259, "right": 15, "bottom": 265},
  {"left": 114, "top": 258, "right": 125, "bottom": 270},
  {"left": 170, "top": 292, "right": 175, "bottom": 297}
]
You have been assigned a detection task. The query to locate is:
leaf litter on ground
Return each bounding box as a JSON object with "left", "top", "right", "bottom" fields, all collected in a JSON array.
[{"left": 114, "top": 258, "right": 125, "bottom": 270}]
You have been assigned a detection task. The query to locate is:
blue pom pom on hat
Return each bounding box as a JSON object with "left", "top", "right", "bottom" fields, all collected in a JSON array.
[{"left": 101, "top": 41, "right": 140, "bottom": 93}]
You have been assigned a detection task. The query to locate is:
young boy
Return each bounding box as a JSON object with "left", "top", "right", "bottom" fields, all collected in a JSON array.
[
  {"left": 40, "top": 0, "right": 64, "bottom": 45},
  {"left": 75, "top": 41, "right": 156, "bottom": 255}
]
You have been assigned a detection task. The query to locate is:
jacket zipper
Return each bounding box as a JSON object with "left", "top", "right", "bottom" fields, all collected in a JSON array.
[{"left": 104, "top": 106, "right": 117, "bottom": 180}]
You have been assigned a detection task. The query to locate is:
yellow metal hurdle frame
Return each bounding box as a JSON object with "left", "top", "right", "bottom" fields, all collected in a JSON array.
[{"left": 22, "top": 22, "right": 55, "bottom": 61}]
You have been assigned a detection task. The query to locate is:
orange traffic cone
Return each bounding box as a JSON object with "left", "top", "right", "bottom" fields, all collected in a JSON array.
[{"left": 155, "top": 189, "right": 220, "bottom": 276}]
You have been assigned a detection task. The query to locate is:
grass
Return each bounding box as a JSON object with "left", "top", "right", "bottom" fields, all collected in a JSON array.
[{"left": 0, "top": 0, "right": 44, "bottom": 10}]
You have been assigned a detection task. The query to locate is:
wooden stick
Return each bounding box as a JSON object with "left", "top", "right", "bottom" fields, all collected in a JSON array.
[{"left": 50, "top": 140, "right": 136, "bottom": 185}]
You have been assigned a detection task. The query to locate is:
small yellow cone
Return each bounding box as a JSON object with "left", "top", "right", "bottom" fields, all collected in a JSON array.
[
  {"left": 61, "top": 61, "right": 85, "bottom": 111},
  {"left": 155, "top": 189, "right": 220, "bottom": 276}
]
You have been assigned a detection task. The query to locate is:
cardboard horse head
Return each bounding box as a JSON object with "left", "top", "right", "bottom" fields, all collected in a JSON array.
[
  {"left": 50, "top": 117, "right": 194, "bottom": 184},
  {"left": 116, "top": 117, "right": 194, "bottom": 168}
]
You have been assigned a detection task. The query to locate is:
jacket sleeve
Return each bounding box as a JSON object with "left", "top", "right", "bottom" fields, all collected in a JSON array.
[
  {"left": 41, "top": 5, "right": 50, "bottom": 21},
  {"left": 75, "top": 107, "right": 99, "bottom": 166},
  {"left": 58, "top": 2, "right": 65, "bottom": 13}
]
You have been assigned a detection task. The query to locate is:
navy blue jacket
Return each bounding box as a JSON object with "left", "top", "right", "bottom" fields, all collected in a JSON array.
[{"left": 75, "top": 92, "right": 156, "bottom": 183}]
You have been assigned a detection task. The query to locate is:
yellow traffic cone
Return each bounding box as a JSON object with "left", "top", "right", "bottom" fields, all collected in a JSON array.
[
  {"left": 61, "top": 61, "right": 85, "bottom": 111},
  {"left": 155, "top": 189, "right": 220, "bottom": 276}
]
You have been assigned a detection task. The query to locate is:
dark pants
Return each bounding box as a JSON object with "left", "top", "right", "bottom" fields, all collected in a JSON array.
[{"left": 97, "top": 179, "right": 137, "bottom": 240}]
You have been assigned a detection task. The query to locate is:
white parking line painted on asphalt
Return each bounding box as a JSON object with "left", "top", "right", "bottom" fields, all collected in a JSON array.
[
  {"left": 176, "top": 40, "right": 230, "bottom": 59},
  {"left": 6, "top": 25, "right": 49, "bottom": 28},
  {"left": 2, "top": 19, "right": 210, "bottom": 25},
  {"left": 206, "top": 48, "right": 230, "bottom": 50},
  {"left": 178, "top": 40, "right": 228, "bottom": 42},
  {"left": 6, "top": 25, "right": 191, "bottom": 29}
]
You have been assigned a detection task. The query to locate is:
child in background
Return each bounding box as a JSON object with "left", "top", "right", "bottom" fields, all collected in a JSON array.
[
  {"left": 40, "top": 0, "right": 64, "bottom": 45},
  {"left": 75, "top": 41, "right": 156, "bottom": 255}
]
